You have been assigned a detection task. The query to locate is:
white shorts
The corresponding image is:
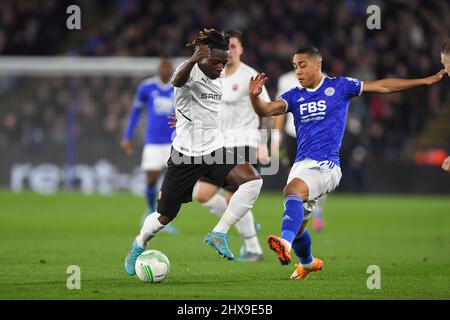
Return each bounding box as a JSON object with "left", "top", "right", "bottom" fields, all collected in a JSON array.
[
  {"left": 287, "top": 158, "right": 342, "bottom": 220},
  {"left": 141, "top": 144, "right": 172, "bottom": 171}
]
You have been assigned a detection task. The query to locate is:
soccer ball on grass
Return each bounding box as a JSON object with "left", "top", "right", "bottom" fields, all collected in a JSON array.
[{"left": 135, "top": 250, "right": 170, "bottom": 283}]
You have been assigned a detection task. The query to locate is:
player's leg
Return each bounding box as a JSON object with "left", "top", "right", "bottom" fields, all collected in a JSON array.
[
  {"left": 312, "top": 195, "right": 327, "bottom": 232},
  {"left": 145, "top": 170, "right": 160, "bottom": 212},
  {"left": 200, "top": 146, "right": 263, "bottom": 261},
  {"left": 205, "top": 162, "right": 263, "bottom": 260},
  {"left": 141, "top": 145, "right": 163, "bottom": 212},
  {"left": 194, "top": 178, "right": 263, "bottom": 261},
  {"left": 139, "top": 170, "right": 160, "bottom": 226},
  {"left": 290, "top": 206, "right": 323, "bottom": 280},
  {"left": 268, "top": 159, "right": 341, "bottom": 275},
  {"left": 125, "top": 150, "right": 206, "bottom": 275},
  {"left": 140, "top": 144, "right": 180, "bottom": 233},
  {"left": 267, "top": 177, "right": 309, "bottom": 265},
  {"left": 226, "top": 190, "right": 263, "bottom": 261},
  {"left": 192, "top": 180, "right": 225, "bottom": 217}
]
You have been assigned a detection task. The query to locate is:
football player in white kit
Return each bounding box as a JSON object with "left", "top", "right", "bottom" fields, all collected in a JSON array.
[
  {"left": 125, "top": 29, "right": 263, "bottom": 276},
  {"left": 440, "top": 40, "right": 450, "bottom": 173},
  {"left": 273, "top": 70, "right": 327, "bottom": 232},
  {"left": 192, "top": 29, "right": 270, "bottom": 262},
  {"left": 121, "top": 57, "right": 178, "bottom": 233}
]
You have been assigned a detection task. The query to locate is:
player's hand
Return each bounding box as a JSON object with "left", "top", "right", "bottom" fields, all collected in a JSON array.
[
  {"left": 442, "top": 156, "right": 450, "bottom": 173},
  {"left": 190, "top": 44, "right": 210, "bottom": 63},
  {"left": 423, "top": 69, "right": 446, "bottom": 85},
  {"left": 121, "top": 139, "right": 132, "bottom": 156},
  {"left": 249, "top": 73, "right": 268, "bottom": 97},
  {"left": 167, "top": 113, "right": 177, "bottom": 128}
]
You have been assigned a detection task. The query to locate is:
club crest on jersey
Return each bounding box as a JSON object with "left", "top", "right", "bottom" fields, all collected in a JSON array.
[
  {"left": 232, "top": 83, "right": 239, "bottom": 91},
  {"left": 325, "top": 87, "right": 335, "bottom": 96}
]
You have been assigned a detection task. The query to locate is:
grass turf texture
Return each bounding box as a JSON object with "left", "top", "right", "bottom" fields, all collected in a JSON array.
[{"left": 1, "top": 191, "right": 449, "bottom": 300}]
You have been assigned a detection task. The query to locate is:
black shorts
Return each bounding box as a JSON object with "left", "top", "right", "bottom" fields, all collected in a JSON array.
[
  {"left": 157, "top": 147, "right": 241, "bottom": 217},
  {"left": 199, "top": 146, "right": 259, "bottom": 192}
]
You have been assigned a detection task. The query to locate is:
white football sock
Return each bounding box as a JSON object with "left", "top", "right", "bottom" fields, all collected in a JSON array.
[
  {"left": 213, "top": 179, "right": 263, "bottom": 233},
  {"left": 202, "top": 193, "right": 228, "bottom": 218},
  {"left": 136, "top": 212, "right": 166, "bottom": 248},
  {"left": 235, "top": 210, "right": 262, "bottom": 254},
  {"left": 301, "top": 258, "right": 315, "bottom": 269}
]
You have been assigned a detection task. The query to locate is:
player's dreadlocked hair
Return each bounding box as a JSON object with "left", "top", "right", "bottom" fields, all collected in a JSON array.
[{"left": 186, "top": 28, "right": 229, "bottom": 51}]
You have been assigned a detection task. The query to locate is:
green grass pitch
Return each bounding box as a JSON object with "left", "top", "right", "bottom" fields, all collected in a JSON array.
[{"left": 1, "top": 190, "right": 449, "bottom": 300}]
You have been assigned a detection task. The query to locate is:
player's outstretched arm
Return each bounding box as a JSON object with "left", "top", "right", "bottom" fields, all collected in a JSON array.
[
  {"left": 249, "top": 73, "right": 286, "bottom": 117},
  {"left": 172, "top": 45, "right": 210, "bottom": 87},
  {"left": 363, "top": 69, "right": 446, "bottom": 94}
]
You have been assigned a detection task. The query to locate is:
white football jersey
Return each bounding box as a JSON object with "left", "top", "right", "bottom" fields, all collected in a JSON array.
[
  {"left": 221, "top": 63, "right": 270, "bottom": 148},
  {"left": 171, "top": 61, "right": 225, "bottom": 156},
  {"left": 276, "top": 71, "right": 298, "bottom": 137}
]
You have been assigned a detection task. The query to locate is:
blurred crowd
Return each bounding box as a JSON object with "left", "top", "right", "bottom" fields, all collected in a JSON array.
[
  {"left": 1, "top": 0, "right": 449, "bottom": 174},
  {"left": 0, "top": 0, "right": 74, "bottom": 55},
  {"left": 0, "top": 75, "right": 141, "bottom": 151}
]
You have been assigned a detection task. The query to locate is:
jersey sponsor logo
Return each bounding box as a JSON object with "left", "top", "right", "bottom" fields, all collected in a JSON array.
[
  {"left": 299, "top": 100, "right": 327, "bottom": 114},
  {"left": 325, "top": 87, "right": 335, "bottom": 96},
  {"left": 200, "top": 93, "right": 222, "bottom": 101},
  {"left": 154, "top": 96, "right": 174, "bottom": 115},
  {"left": 299, "top": 100, "right": 327, "bottom": 123}
]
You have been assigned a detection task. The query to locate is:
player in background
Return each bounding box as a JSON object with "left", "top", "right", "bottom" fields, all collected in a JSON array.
[
  {"left": 273, "top": 71, "right": 326, "bottom": 232},
  {"left": 192, "top": 29, "right": 269, "bottom": 262},
  {"left": 441, "top": 39, "right": 450, "bottom": 172},
  {"left": 249, "top": 46, "right": 445, "bottom": 280},
  {"left": 121, "top": 57, "right": 178, "bottom": 233},
  {"left": 442, "top": 156, "right": 450, "bottom": 172},
  {"left": 441, "top": 40, "right": 450, "bottom": 173},
  {"left": 441, "top": 39, "right": 450, "bottom": 76},
  {"left": 125, "top": 29, "right": 263, "bottom": 276}
]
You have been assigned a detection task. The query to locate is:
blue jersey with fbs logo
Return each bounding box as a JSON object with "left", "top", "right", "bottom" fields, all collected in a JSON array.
[
  {"left": 123, "top": 77, "right": 175, "bottom": 144},
  {"left": 279, "top": 76, "right": 363, "bottom": 166}
]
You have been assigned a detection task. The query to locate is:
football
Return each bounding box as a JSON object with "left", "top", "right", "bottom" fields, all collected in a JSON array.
[{"left": 135, "top": 250, "right": 170, "bottom": 283}]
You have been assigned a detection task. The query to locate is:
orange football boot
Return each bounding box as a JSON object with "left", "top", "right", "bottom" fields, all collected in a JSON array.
[
  {"left": 290, "top": 258, "right": 323, "bottom": 280},
  {"left": 267, "top": 235, "right": 291, "bottom": 265}
]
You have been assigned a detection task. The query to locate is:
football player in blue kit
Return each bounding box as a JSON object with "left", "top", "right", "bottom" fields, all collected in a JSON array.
[{"left": 249, "top": 46, "right": 445, "bottom": 280}]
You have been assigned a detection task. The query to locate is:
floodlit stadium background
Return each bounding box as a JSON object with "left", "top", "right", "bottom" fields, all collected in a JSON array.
[
  {"left": 1, "top": 0, "right": 449, "bottom": 194},
  {"left": 0, "top": 0, "right": 449, "bottom": 300}
]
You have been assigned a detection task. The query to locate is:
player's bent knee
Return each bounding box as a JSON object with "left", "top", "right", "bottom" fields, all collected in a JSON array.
[
  {"left": 157, "top": 203, "right": 182, "bottom": 223},
  {"left": 195, "top": 191, "right": 213, "bottom": 203},
  {"left": 283, "top": 183, "right": 308, "bottom": 200},
  {"left": 239, "top": 178, "right": 263, "bottom": 194},
  {"left": 158, "top": 214, "right": 172, "bottom": 225},
  {"left": 192, "top": 183, "right": 218, "bottom": 203}
]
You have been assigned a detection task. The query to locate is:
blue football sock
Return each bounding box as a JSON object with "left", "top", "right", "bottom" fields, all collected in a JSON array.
[
  {"left": 281, "top": 195, "right": 304, "bottom": 244},
  {"left": 146, "top": 186, "right": 156, "bottom": 212},
  {"left": 292, "top": 229, "right": 313, "bottom": 265}
]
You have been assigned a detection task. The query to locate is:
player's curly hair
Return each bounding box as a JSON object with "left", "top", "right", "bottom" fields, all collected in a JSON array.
[{"left": 186, "top": 28, "right": 229, "bottom": 51}]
